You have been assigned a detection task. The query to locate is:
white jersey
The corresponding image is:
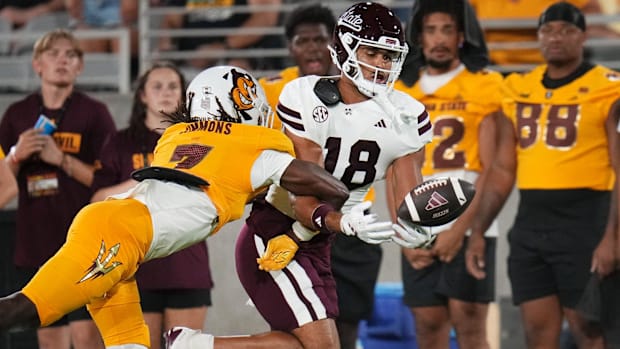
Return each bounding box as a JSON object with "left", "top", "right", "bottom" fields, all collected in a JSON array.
[{"left": 276, "top": 75, "right": 432, "bottom": 213}]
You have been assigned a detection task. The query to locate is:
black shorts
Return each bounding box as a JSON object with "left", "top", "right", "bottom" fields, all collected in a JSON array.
[
  {"left": 401, "top": 237, "right": 496, "bottom": 307},
  {"left": 331, "top": 233, "right": 382, "bottom": 323},
  {"left": 14, "top": 267, "right": 92, "bottom": 327},
  {"left": 508, "top": 227, "right": 602, "bottom": 307},
  {"left": 139, "top": 289, "right": 212, "bottom": 313}
]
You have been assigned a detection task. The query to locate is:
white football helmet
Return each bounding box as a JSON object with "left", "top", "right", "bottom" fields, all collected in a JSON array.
[
  {"left": 186, "top": 65, "right": 275, "bottom": 128},
  {"left": 329, "top": 2, "right": 409, "bottom": 97}
]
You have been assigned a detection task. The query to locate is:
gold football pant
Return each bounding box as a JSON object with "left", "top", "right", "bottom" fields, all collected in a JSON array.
[{"left": 22, "top": 198, "right": 153, "bottom": 347}]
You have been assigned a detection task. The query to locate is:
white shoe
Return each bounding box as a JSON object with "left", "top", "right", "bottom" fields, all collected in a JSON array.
[{"left": 164, "top": 326, "right": 214, "bottom": 349}]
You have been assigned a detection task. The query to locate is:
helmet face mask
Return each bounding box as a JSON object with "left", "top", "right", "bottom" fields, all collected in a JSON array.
[
  {"left": 186, "top": 65, "right": 275, "bottom": 128},
  {"left": 329, "top": 2, "right": 408, "bottom": 97}
]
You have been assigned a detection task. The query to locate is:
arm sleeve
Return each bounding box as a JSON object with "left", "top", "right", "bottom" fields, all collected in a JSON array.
[{"left": 250, "top": 149, "right": 295, "bottom": 190}]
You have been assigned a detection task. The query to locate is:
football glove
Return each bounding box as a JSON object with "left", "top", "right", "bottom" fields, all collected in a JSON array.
[
  {"left": 340, "top": 201, "right": 395, "bottom": 244},
  {"left": 256, "top": 234, "right": 299, "bottom": 272},
  {"left": 392, "top": 218, "right": 436, "bottom": 249}
]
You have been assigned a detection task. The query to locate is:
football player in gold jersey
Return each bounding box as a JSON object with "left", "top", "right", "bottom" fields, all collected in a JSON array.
[
  {"left": 0, "top": 65, "right": 395, "bottom": 349},
  {"left": 470, "top": 3, "right": 620, "bottom": 348},
  {"left": 395, "top": 1, "right": 502, "bottom": 348}
]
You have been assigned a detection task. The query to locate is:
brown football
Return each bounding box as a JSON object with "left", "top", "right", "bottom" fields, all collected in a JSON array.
[{"left": 397, "top": 177, "right": 475, "bottom": 227}]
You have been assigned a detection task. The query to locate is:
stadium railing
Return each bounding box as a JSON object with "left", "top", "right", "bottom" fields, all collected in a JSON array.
[
  {"left": 137, "top": 1, "right": 620, "bottom": 80},
  {"left": 0, "top": 28, "right": 131, "bottom": 94}
]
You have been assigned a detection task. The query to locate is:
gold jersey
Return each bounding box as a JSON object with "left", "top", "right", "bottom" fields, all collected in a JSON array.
[
  {"left": 260, "top": 66, "right": 300, "bottom": 110},
  {"left": 396, "top": 68, "right": 503, "bottom": 176},
  {"left": 151, "top": 120, "right": 295, "bottom": 228},
  {"left": 502, "top": 64, "right": 620, "bottom": 190},
  {"left": 259, "top": 66, "right": 301, "bottom": 131}
]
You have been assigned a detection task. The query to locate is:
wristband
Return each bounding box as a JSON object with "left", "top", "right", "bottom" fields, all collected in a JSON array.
[
  {"left": 291, "top": 222, "right": 319, "bottom": 242},
  {"left": 310, "top": 203, "right": 336, "bottom": 231}
]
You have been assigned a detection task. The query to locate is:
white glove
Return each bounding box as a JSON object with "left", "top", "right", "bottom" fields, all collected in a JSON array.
[
  {"left": 340, "top": 201, "right": 395, "bottom": 244},
  {"left": 391, "top": 218, "right": 436, "bottom": 249}
]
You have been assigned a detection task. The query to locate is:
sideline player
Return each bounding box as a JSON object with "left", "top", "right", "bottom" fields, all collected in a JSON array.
[
  {"left": 395, "top": 1, "right": 503, "bottom": 348},
  {"left": 468, "top": 3, "right": 620, "bottom": 348}
]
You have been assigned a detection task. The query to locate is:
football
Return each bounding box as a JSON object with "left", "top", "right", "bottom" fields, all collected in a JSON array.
[{"left": 397, "top": 177, "right": 475, "bottom": 227}]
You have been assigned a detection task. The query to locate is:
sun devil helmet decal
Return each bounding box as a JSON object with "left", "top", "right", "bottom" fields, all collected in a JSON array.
[{"left": 186, "top": 65, "right": 274, "bottom": 128}]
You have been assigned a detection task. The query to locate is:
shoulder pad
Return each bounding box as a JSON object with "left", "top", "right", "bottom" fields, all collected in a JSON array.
[{"left": 313, "top": 78, "right": 341, "bottom": 106}]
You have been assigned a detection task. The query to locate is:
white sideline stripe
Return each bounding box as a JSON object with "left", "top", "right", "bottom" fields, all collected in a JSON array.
[
  {"left": 287, "top": 261, "right": 327, "bottom": 321},
  {"left": 405, "top": 193, "right": 420, "bottom": 221},
  {"left": 450, "top": 177, "right": 467, "bottom": 205},
  {"left": 253, "top": 235, "right": 313, "bottom": 326}
]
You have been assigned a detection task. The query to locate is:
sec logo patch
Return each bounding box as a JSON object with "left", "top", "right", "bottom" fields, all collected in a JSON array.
[{"left": 312, "top": 106, "right": 329, "bottom": 123}]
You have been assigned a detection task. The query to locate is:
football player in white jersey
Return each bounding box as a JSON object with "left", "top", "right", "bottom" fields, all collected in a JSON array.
[{"left": 165, "top": 2, "right": 435, "bottom": 349}]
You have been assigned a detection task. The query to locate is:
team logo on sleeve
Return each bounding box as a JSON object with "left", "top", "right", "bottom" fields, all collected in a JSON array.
[
  {"left": 312, "top": 106, "right": 329, "bottom": 123},
  {"left": 77, "top": 240, "right": 122, "bottom": 283}
]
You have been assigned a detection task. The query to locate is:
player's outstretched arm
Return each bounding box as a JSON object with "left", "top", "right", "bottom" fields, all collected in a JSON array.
[{"left": 280, "top": 158, "right": 349, "bottom": 210}]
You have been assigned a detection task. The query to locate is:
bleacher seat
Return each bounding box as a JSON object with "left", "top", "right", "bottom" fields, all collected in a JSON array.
[
  {"left": 77, "top": 53, "right": 122, "bottom": 91},
  {"left": 12, "top": 12, "right": 71, "bottom": 55},
  {"left": 0, "top": 18, "right": 12, "bottom": 56}
]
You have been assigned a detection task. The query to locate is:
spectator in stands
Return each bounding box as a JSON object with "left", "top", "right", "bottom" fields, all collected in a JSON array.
[
  {"left": 158, "top": 0, "right": 283, "bottom": 72},
  {"left": 259, "top": 6, "right": 384, "bottom": 349},
  {"left": 259, "top": 4, "right": 336, "bottom": 125},
  {"left": 64, "top": 0, "right": 138, "bottom": 76},
  {"left": 395, "top": 1, "right": 502, "bottom": 348},
  {"left": 0, "top": 148, "right": 17, "bottom": 208},
  {"left": 90, "top": 61, "right": 213, "bottom": 349},
  {"left": 0, "top": 0, "right": 64, "bottom": 29},
  {"left": 468, "top": 2, "right": 620, "bottom": 348},
  {"left": 469, "top": 0, "right": 608, "bottom": 66},
  {"left": 0, "top": 29, "right": 116, "bottom": 349}
]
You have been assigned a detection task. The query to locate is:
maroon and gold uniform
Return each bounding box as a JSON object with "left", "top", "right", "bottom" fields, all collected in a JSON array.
[
  {"left": 504, "top": 64, "right": 620, "bottom": 308},
  {"left": 396, "top": 67, "right": 503, "bottom": 308},
  {"left": 21, "top": 120, "right": 296, "bottom": 347},
  {"left": 502, "top": 64, "right": 619, "bottom": 191},
  {"left": 396, "top": 68, "right": 503, "bottom": 176},
  {"left": 92, "top": 129, "right": 213, "bottom": 292}
]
